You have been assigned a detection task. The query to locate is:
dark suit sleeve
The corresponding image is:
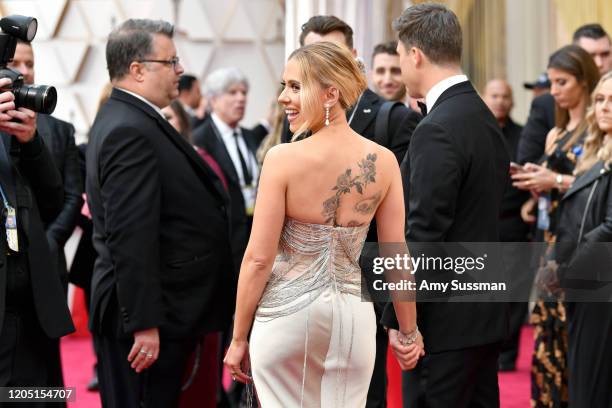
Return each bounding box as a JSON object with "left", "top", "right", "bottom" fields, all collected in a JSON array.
[
  {"left": 559, "top": 180, "right": 612, "bottom": 288},
  {"left": 19, "top": 134, "right": 64, "bottom": 223},
  {"left": 389, "top": 107, "right": 421, "bottom": 164},
  {"left": 406, "top": 122, "right": 462, "bottom": 242},
  {"left": 517, "top": 94, "right": 554, "bottom": 164},
  {"left": 46, "top": 123, "right": 84, "bottom": 246},
  {"left": 381, "top": 122, "right": 462, "bottom": 329},
  {"left": 192, "top": 124, "right": 208, "bottom": 149},
  {"left": 98, "top": 126, "right": 163, "bottom": 333}
]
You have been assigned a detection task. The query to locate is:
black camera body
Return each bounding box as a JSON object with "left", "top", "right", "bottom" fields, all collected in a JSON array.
[{"left": 0, "top": 15, "right": 57, "bottom": 114}]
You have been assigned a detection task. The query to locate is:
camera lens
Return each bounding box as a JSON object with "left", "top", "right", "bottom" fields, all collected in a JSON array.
[{"left": 13, "top": 83, "right": 57, "bottom": 114}]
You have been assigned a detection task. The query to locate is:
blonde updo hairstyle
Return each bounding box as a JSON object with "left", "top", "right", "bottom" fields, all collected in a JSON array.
[
  {"left": 288, "top": 41, "right": 367, "bottom": 139},
  {"left": 576, "top": 71, "right": 612, "bottom": 174}
]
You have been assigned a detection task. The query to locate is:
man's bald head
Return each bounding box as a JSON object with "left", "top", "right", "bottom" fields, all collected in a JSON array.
[{"left": 482, "top": 79, "right": 513, "bottom": 125}]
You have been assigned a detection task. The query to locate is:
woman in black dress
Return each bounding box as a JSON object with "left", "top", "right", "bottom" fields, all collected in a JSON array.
[
  {"left": 555, "top": 70, "right": 612, "bottom": 408},
  {"left": 512, "top": 45, "right": 600, "bottom": 407}
]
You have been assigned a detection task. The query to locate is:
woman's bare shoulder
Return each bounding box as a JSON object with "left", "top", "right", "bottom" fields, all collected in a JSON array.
[{"left": 355, "top": 133, "right": 398, "bottom": 168}]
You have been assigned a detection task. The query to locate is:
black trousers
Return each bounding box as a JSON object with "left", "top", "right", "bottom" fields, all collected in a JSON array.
[
  {"left": 94, "top": 333, "right": 197, "bottom": 408},
  {"left": 499, "top": 302, "right": 526, "bottom": 367},
  {"left": 366, "top": 303, "right": 388, "bottom": 407},
  {"left": 0, "top": 310, "right": 65, "bottom": 407},
  {"left": 402, "top": 342, "right": 501, "bottom": 408},
  {"left": 566, "top": 302, "right": 612, "bottom": 408}
]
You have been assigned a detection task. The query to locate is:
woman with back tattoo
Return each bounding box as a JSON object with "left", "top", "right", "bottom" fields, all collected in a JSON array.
[{"left": 223, "top": 42, "right": 423, "bottom": 406}]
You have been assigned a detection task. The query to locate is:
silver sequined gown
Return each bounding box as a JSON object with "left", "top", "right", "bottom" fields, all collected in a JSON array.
[{"left": 250, "top": 217, "right": 376, "bottom": 407}]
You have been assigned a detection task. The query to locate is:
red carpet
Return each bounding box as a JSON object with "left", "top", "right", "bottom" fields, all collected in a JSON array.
[{"left": 61, "top": 326, "right": 534, "bottom": 407}]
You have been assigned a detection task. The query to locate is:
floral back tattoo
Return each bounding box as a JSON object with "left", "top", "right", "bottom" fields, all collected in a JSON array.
[{"left": 322, "top": 153, "right": 382, "bottom": 225}]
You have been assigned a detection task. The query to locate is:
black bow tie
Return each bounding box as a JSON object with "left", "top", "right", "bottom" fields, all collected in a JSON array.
[{"left": 417, "top": 101, "right": 427, "bottom": 116}]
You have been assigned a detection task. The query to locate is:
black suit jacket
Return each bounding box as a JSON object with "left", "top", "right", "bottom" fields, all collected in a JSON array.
[
  {"left": 499, "top": 119, "right": 530, "bottom": 241},
  {"left": 0, "top": 134, "right": 74, "bottom": 338},
  {"left": 517, "top": 92, "right": 555, "bottom": 164},
  {"left": 69, "top": 143, "right": 95, "bottom": 294},
  {"left": 192, "top": 120, "right": 259, "bottom": 275},
  {"left": 381, "top": 81, "right": 510, "bottom": 353},
  {"left": 37, "top": 114, "right": 83, "bottom": 282},
  {"left": 86, "top": 89, "right": 235, "bottom": 338}
]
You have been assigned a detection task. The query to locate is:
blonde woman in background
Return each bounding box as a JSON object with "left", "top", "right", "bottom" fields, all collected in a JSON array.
[{"left": 555, "top": 71, "right": 612, "bottom": 408}]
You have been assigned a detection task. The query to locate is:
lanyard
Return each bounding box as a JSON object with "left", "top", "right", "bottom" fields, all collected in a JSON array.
[
  {"left": 0, "top": 182, "right": 10, "bottom": 209},
  {"left": 0, "top": 181, "right": 19, "bottom": 252}
]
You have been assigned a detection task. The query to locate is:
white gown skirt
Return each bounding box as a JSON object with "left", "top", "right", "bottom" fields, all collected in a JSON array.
[{"left": 250, "top": 289, "right": 376, "bottom": 407}]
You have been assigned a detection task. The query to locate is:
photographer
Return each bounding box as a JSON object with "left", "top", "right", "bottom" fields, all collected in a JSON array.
[
  {"left": 8, "top": 39, "right": 83, "bottom": 290},
  {"left": 0, "top": 79, "right": 74, "bottom": 396}
]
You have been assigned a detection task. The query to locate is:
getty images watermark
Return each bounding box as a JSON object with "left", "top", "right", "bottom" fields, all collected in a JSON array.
[
  {"left": 370, "top": 252, "right": 508, "bottom": 293},
  {"left": 361, "top": 242, "right": 612, "bottom": 302}
]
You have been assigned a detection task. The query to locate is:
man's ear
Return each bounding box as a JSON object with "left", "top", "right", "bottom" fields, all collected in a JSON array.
[
  {"left": 412, "top": 47, "right": 423, "bottom": 68},
  {"left": 129, "top": 62, "right": 146, "bottom": 82}
]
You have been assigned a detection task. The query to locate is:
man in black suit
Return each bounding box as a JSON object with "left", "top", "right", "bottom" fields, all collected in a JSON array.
[
  {"left": 192, "top": 67, "right": 261, "bottom": 276},
  {"left": 518, "top": 23, "right": 612, "bottom": 164},
  {"left": 7, "top": 38, "right": 83, "bottom": 401},
  {"left": 382, "top": 4, "right": 510, "bottom": 407},
  {"left": 0, "top": 82, "right": 74, "bottom": 394},
  {"left": 9, "top": 40, "right": 83, "bottom": 289},
  {"left": 86, "top": 19, "right": 235, "bottom": 408},
  {"left": 483, "top": 79, "right": 531, "bottom": 372},
  {"left": 178, "top": 74, "right": 207, "bottom": 129}
]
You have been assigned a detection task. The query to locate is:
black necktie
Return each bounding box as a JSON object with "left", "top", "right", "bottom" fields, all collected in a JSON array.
[
  {"left": 233, "top": 131, "right": 252, "bottom": 186},
  {"left": 417, "top": 101, "right": 428, "bottom": 116}
]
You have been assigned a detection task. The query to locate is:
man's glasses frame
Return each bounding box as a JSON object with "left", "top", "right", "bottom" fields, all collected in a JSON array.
[{"left": 137, "top": 56, "right": 181, "bottom": 70}]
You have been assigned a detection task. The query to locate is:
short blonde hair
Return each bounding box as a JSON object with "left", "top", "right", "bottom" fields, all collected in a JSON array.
[
  {"left": 288, "top": 41, "right": 366, "bottom": 137},
  {"left": 576, "top": 71, "right": 612, "bottom": 174}
]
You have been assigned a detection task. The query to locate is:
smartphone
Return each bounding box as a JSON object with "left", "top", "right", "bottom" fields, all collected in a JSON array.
[{"left": 509, "top": 162, "right": 525, "bottom": 175}]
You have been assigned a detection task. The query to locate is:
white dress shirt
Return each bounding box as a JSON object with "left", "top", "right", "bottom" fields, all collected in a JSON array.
[
  {"left": 211, "top": 113, "right": 259, "bottom": 188},
  {"left": 115, "top": 87, "right": 166, "bottom": 120},
  {"left": 425, "top": 74, "right": 468, "bottom": 114}
]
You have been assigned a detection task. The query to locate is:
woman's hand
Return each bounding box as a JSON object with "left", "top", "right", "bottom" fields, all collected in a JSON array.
[
  {"left": 388, "top": 329, "right": 425, "bottom": 370},
  {"left": 511, "top": 163, "right": 557, "bottom": 193},
  {"left": 520, "top": 197, "right": 537, "bottom": 224},
  {"left": 223, "top": 339, "right": 252, "bottom": 384}
]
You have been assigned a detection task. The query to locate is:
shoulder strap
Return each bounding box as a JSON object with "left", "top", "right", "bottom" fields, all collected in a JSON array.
[{"left": 374, "top": 101, "right": 403, "bottom": 147}]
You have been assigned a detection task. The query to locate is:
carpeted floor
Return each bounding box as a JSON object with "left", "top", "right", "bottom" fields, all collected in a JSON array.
[{"left": 62, "top": 326, "right": 534, "bottom": 407}]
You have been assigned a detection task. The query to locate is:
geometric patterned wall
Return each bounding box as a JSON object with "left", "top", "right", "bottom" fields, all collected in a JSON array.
[{"left": 0, "top": 0, "right": 285, "bottom": 143}]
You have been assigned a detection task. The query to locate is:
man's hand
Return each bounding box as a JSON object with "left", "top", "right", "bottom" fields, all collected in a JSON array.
[
  {"left": 0, "top": 79, "right": 37, "bottom": 143},
  {"left": 388, "top": 328, "right": 425, "bottom": 370},
  {"left": 127, "top": 327, "right": 160, "bottom": 373},
  {"left": 0, "top": 107, "right": 37, "bottom": 143}
]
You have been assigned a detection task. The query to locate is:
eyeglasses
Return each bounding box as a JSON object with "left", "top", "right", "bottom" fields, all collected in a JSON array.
[{"left": 137, "top": 56, "right": 181, "bottom": 70}]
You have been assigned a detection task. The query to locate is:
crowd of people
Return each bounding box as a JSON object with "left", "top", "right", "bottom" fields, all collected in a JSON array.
[{"left": 0, "top": 3, "right": 610, "bottom": 408}]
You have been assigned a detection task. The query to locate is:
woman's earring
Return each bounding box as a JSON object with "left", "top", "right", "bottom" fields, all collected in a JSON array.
[{"left": 325, "top": 104, "right": 330, "bottom": 126}]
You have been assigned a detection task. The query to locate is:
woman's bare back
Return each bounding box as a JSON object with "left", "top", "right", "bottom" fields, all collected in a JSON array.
[{"left": 280, "top": 131, "right": 395, "bottom": 227}]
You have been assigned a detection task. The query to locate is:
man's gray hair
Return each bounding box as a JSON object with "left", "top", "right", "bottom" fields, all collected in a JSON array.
[
  {"left": 203, "top": 67, "right": 249, "bottom": 98},
  {"left": 106, "top": 19, "right": 174, "bottom": 81}
]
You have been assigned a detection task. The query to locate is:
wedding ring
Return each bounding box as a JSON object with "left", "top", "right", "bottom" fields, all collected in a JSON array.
[
  {"left": 146, "top": 353, "right": 153, "bottom": 359},
  {"left": 139, "top": 349, "right": 148, "bottom": 355}
]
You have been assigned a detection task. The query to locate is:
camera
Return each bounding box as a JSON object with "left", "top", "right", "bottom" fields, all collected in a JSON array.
[{"left": 0, "top": 15, "right": 57, "bottom": 114}]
